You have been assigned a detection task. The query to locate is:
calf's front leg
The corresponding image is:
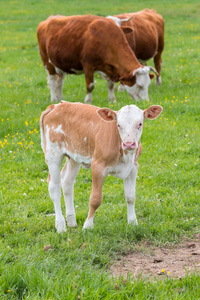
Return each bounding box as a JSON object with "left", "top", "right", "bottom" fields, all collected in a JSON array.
[
  {"left": 83, "top": 162, "right": 105, "bottom": 229},
  {"left": 124, "top": 164, "right": 138, "bottom": 225}
]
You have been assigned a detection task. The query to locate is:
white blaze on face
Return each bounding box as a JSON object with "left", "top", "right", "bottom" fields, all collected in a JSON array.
[
  {"left": 116, "top": 105, "right": 144, "bottom": 151},
  {"left": 124, "top": 67, "right": 151, "bottom": 100}
]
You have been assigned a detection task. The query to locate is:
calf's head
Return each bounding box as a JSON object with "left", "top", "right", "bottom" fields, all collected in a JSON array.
[
  {"left": 120, "top": 66, "right": 158, "bottom": 100},
  {"left": 97, "top": 104, "right": 163, "bottom": 151}
]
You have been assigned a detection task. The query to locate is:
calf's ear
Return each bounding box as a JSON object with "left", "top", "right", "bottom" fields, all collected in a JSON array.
[
  {"left": 144, "top": 105, "right": 163, "bottom": 120},
  {"left": 97, "top": 108, "right": 117, "bottom": 122}
]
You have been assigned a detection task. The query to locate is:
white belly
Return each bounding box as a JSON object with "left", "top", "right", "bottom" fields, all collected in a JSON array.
[{"left": 66, "top": 151, "right": 92, "bottom": 165}]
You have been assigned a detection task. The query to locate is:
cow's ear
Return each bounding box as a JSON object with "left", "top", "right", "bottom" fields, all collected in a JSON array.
[
  {"left": 97, "top": 108, "right": 117, "bottom": 122},
  {"left": 149, "top": 73, "right": 155, "bottom": 80},
  {"left": 121, "top": 26, "right": 133, "bottom": 35},
  {"left": 144, "top": 105, "right": 163, "bottom": 120}
]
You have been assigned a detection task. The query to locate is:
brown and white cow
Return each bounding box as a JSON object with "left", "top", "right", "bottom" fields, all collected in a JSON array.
[
  {"left": 40, "top": 101, "right": 162, "bottom": 232},
  {"left": 37, "top": 14, "right": 158, "bottom": 103},
  {"left": 107, "top": 9, "right": 164, "bottom": 91}
]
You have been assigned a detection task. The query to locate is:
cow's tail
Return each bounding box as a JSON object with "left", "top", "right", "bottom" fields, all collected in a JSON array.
[{"left": 40, "top": 104, "right": 55, "bottom": 152}]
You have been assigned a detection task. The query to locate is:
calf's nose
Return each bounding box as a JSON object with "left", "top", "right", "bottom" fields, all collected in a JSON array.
[{"left": 122, "top": 141, "right": 136, "bottom": 150}]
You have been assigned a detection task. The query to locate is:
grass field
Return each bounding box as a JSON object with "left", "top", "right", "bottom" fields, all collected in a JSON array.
[{"left": 0, "top": 0, "right": 200, "bottom": 299}]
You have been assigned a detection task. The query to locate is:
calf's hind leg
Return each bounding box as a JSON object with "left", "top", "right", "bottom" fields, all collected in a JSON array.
[
  {"left": 47, "top": 157, "right": 66, "bottom": 233},
  {"left": 61, "top": 158, "right": 80, "bottom": 227}
]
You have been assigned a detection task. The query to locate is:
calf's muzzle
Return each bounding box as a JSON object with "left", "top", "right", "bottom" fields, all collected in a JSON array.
[{"left": 122, "top": 141, "right": 136, "bottom": 150}]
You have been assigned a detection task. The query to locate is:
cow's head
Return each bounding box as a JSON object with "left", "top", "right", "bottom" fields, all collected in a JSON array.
[
  {"left": 120, "top": 66, "right": 158, "bottom": 101},
  {"left": 97, "top": 104, "right": 163, "bottom": 151}
]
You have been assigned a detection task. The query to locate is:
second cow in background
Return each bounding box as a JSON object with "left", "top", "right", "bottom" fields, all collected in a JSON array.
[{"left": 108, "top": 9, "right": 164, "bottom": 90}]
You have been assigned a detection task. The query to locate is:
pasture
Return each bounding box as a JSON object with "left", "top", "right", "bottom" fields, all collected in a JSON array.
[{"left": 0, "top": 0, "right": 200, "bottom": 298}]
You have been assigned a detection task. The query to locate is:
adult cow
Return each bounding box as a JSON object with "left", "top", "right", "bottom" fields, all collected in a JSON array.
[
  {"left": 37, "top": 14, "right": 158, "bottom": 103},
  {"left": 108, "top": 9, "right": 164, "bottom": 91},
  {"left": 40, "top": 101, "right": 163, "bottom": 232}
]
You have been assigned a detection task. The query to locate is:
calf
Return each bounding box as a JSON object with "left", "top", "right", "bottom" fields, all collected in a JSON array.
[
  {"left": 37, "top": 14, "right": 158, "bottom": 103},
  {"left": 40, "top": 101, "right": 162, "bottom": 232}
]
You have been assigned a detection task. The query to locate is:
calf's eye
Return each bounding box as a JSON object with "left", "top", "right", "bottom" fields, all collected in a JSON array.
[{"left": 138, "top": 123, "right": 142, "bottom": 129}]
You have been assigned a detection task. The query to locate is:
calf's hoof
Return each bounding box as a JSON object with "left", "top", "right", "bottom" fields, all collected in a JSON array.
[
  {"left": 55, "top": 216, "right": 67, "bottom": 233},
  {"left": 83, "top": 217, "right": 94, "bottom": 229},
  {"left": 128, "top": 218, "right": 138, "bottom": 226},
  {"left": 66, "top": 215, "right": 77, "bottom": 227}
]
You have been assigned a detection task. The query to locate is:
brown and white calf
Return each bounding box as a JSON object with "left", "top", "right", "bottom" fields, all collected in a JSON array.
[
  {"left": 107, "top": 9, "right": 164, "bottom": 91},
  {"left": 40, "top": 101, "right": 162, "bottom": 232},
  {"left": 37, "top": 14, "right": 158, "bottom": 103}
]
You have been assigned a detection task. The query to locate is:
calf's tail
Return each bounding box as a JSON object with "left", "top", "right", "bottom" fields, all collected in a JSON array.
[{"left": 40, "top": 104, "right": 55, "bottom": 152}]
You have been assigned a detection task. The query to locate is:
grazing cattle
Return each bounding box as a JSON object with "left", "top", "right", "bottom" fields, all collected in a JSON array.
[
  {"left": 107, "top": 9, "right": 164, "bottom": 90},
  {"left": 37, "top": 14, "right": 158, "bottom": 103},
  {"left": 40, "top": 101, "right": 163, "bottom": 232}
]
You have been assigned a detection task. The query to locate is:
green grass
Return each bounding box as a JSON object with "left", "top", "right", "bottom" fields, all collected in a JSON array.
[{"left": 0, "top": 0, "right": 200, "bottom": 298}]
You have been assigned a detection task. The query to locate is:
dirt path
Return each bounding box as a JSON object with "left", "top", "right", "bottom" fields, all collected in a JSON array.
[{"left": 110, "top": 234, "right": 200, "bottom": 279}]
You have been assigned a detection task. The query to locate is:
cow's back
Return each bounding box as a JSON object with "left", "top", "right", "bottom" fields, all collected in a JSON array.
[
  {"left": 37, "top": 15, "right": 101, "bottom": 72},
  {"left": 37, "top": 14, "right": 140, "bottom": 78}
]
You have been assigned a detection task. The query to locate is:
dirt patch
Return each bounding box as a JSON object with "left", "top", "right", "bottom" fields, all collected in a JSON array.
[{"left": 110, "top": 234, "right": 200, "bottom": 279}]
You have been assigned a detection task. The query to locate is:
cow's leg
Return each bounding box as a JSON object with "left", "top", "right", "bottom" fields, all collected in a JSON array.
[
  {"left": 61, "top": 158, "right": 80, "bottom": 227},
  {"left": 154, "top": 34, "right": 164, "bottom": 85},
  {"left": 107, "top": 80, "right": 116, "bottom": 103},
  {"left": 83, "top": 67, "right": 95, "bottom": 103},
  {"left": 154, "top": 49, "right": 163, "bottom": 85},
  {"left": 56, "top": 72, "right": 65, "bottom": 101},
  {"left": 118, "top": 83, "right": 125, "bottom": 92},
  {"left": 45, "top": 61, "right": 58, "bottom": 102},
  {"left": 154, "top": 52, "right": 162, "bottom": 85},
  {"left": 124, "top": 164, "right": 138, "bottom": 225},
  {"left": 47, "top": 157, "right": 66, "bottom": 232},
  {"left": 83, "top": 162, "right": 104, "bottom": 229},
  {"left": 38, "top": 46, "right": 57, "bottom": 102}
]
